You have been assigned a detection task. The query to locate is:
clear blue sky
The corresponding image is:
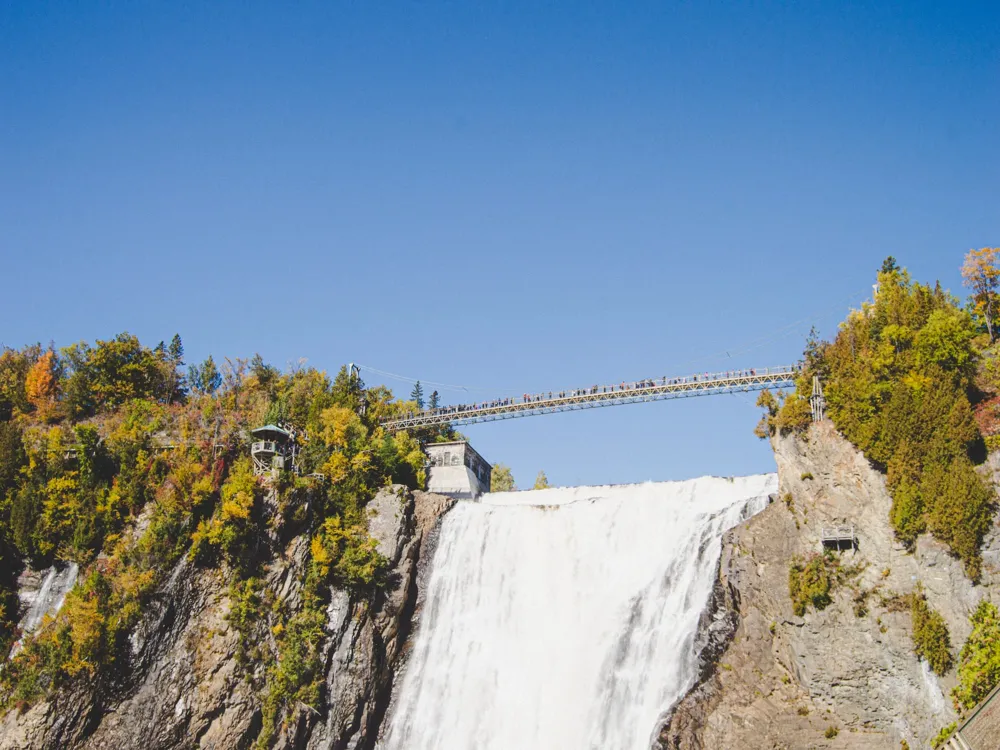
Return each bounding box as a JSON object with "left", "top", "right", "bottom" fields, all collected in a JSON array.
[{"left": 2, "top": 2, "right": 997, "bottom": 488}]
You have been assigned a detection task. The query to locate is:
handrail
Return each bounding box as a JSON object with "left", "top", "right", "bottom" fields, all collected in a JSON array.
[{"left": 382, "top": 365, "right": 800, "bottom": 430}]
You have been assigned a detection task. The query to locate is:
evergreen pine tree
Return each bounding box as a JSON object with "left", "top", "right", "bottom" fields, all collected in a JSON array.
[
  {"left": 164, "top": 334, "right": 186, "bottom": 403},
  {"left": 880, "top": 256, "right": 900, "bottom": 275},
  {"left": 429, "top": 390, "right": 440, "bottom": 410},
  {"left": 168, "top": 334, "right": 184, "bottom": 365},
  {"left": 411, "top": 381, "right": 425, "bottom": 409},
  {"left": 195, "top": 356, "right": 221, "bottom": 394}
]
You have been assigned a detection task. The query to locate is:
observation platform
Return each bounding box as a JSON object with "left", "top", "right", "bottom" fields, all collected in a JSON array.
[
  {"left": 821, "top": 524, "right": 858, "bottom": 552},
  {"left": 381, "top": 365, "right": 800, "bottom": 430}
]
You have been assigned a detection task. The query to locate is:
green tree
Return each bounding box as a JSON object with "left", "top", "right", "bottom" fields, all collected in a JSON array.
[
  {"left": 164, "top": 333, "right": 187, "bottom": 403},
  {"left": 86, "top": 333, "right": 167, "bottom": 408},
  {"left": 533, "top": 470, "right": 550, "bottom": 490},
  {"left": 331, "top": 365, "right": 364, "bottom": 413},
  {"left": 914, "top": 308, "right": 975, "bottom": 373},
  {"left": 10, "top": 484, "right": 40, "bottom": 558},
  {"left": 60, "top": 341, "right": 96, "bottom": 417},
  {"left": 911, "top": 590, "right": 953, "bottom": 676},
  {"left": 410, "top": 381, "right": 425, "bottom": 409},
  {"left": 429, "top": 390, "right": 440, "bottom": 410},
  {"left": 881, "top": 256, "right": 900, "bottom": 275},
  {"left": 249, "top": 353, "right": 281, "bottom": 396},
  {"left": 0, "top": 421, "right": 25, "bottom": 495},
  {"left": 167, "top": 334, "right": 184, "bottom": 365},
  {"left": 490, "top": 463, "right": 516, "bottom": 492},
  {"left": 886, "top": 440, "right": 925, "bottom": 546},
  {"left": 190, "top": 355, "right": 222, "bottom": 395}
]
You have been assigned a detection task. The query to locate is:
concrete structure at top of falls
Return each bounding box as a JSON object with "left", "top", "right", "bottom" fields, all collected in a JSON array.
[
  {"left": 424, "top": 440, "right": 492, "bottom": 499},
  {"left": 378, "top": 475, "right": 776, "bottom": 750}
]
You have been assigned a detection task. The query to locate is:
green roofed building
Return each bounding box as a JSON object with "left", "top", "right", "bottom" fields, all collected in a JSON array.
[{"left": 250, "top": 424, "right": 297, "bottom": 477}]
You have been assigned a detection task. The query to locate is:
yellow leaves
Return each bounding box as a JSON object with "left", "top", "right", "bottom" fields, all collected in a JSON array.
[
  {"left": 310, "top": 517, "right": 344, "bottom": 583},
  {"left": 349, "top": 450, "right": 372, "bottom": 475},
  {"left": 221, "top": 497, "right": 252, "bottom": 521},
  {"left": 218, "top": 457, "right": 256, "bottom": 522},
  {"left": 903, "top": 371, "right": 931, "bottom": 392},
  {"left": 35, "top": 474, "right": 83, "bottom": 556},
  {"left": 310, "top": 534, "right": 330, "bottom": 567},
  {"left": 318, "top": 406, "right": 366, "bottom": 452},
  {"left": 322, "top": 452, "right": 349, "bottom": 484},
  {"left": 45, "top": 425, "right": 68, "bottom": 463},
  {"left": 187, "top": 457, "right": 259, "bottom": 565},
  {"left": 157, "top": 454, "right": 214, "bottom": 516},
  {"left": 62, "top": 592, "right": 102, "bottom": 677}
]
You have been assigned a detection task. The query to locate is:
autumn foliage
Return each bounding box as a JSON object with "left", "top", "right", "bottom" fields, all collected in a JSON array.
[
  {"left": 0, "top": 332, "right": 428, "bottom": 724},
  {"left": 24, "top": 352, "right": 58, "bottom": 421}
]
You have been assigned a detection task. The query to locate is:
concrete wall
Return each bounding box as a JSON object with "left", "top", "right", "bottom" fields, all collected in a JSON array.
[{"left": 425, "top": 442, "right": 491, "bottom": 499}]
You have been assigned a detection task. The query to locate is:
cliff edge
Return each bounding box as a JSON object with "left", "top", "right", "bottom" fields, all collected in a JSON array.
[
  {"left": 0, "top": 487, "right": 454, "bottom": 750},
  {"left": 661, "top": 421, "right": 1000, "bottom": 749}
]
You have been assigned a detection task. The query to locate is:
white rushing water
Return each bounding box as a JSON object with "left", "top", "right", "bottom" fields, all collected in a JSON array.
[{"left": 380, "top": 474, "right": 777, "bottom": 750}]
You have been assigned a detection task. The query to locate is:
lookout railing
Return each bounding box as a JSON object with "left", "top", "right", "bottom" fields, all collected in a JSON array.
[{"left": 382, "top": 365, "right": 801, "bottom": 430}]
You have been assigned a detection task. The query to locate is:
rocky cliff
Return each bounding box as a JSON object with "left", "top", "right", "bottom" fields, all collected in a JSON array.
[
  {"left": 661, "top": 421, "right": 1000, "bottom": 749},
  {"left": 0, "top": 486, "right": 454, "bottom": 750}
]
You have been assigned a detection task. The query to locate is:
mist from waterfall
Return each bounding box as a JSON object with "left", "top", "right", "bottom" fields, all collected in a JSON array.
[{"left": 380, "top": 474, "right": 776, "bottom": 750}]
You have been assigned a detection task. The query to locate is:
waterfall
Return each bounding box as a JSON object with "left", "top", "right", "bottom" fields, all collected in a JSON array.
[
  {"left": 10, "top": 562, "right": 79, "bottom": 657},
  {"left": 380, "top": 474, "right": 776, "bottom": 750}
]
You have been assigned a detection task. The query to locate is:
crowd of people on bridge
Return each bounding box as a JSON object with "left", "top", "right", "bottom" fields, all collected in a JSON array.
[{"left": 414, "top": 366, "right": 797, "bottom": 418}]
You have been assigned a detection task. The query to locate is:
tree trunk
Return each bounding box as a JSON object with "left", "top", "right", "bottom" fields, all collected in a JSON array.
[{"left": 988, "top": 294, "right": 996, "bottom": 342}]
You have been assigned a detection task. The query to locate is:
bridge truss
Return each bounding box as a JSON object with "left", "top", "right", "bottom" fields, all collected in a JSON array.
[{"left": 381, "top": 365, "right": 800, "bottom": 430}]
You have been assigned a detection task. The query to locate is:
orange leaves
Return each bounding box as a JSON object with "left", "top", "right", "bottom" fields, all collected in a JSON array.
[
  {"left": 25, "top": 351, "right": 59, "bottom": 421},
  {"left": 961, "top": 247, "right": 1000, "bottom": 289}
]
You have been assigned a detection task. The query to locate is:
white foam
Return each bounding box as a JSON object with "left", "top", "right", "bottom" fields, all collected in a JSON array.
[{"left": 380, "top": 474, "right": 776, "bottom": 750}]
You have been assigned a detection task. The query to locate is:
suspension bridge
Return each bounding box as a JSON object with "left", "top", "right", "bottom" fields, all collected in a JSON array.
[{"left": 380, "top": 365, "right": 801, "bottom": 430}]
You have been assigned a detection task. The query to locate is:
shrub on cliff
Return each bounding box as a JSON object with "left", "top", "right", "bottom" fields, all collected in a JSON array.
[
  {"left": 953, "top": 600, "right": 1000, "bottom": 710},
  {"left": 789, "top": 554, "right": 833, "bottom": 616},
  {"left": 910, "top": 590, "right": 953, "bottom": 676}
]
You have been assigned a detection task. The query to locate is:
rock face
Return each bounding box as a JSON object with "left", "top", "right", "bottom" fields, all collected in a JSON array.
[
  {"left": 0, "top": 486, "right": 455, "bottom": 750},
  {"left": 660, "top": 422, "right": 1000, "bottom": 749}
]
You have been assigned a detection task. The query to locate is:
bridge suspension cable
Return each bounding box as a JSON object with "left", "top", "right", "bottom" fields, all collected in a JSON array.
[{"left": 380, "top": 365, "right": 800, "bottom": 430}]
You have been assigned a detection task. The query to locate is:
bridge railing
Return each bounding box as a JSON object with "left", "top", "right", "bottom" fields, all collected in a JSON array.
[{"left": 382, "top": 365, "right": 801, "bottom": 430}]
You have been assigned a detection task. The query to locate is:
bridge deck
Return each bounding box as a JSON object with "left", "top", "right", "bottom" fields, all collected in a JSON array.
[{"left": 381, "top": 365, "right": 800, "bottom": 430}]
